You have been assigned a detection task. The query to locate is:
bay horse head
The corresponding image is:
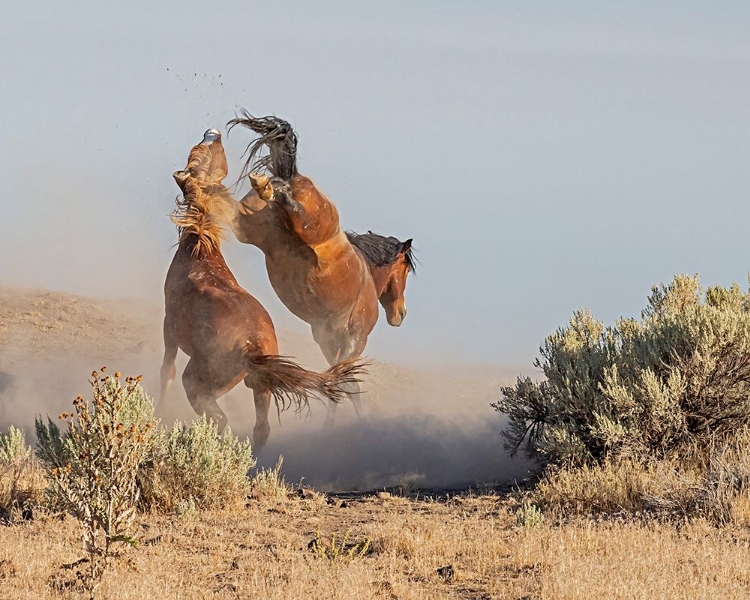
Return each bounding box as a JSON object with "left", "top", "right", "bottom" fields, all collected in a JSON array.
[{"left": 346, "top": 232, "right": 416, "bottom": 327}]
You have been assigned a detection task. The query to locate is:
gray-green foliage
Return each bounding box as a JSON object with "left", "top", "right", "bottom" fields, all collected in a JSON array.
[
  {"left": 140, "top": 415, "right": 255, "bottom": 512},
  {"left": 516, "top": 501, "right": 544, "bottom": 528},
  {"left": 34, "top": 371, "right": 156, "bottom": 595},
  {"left": 495, "top": 275, "right": 750, "bottom": 466},
  {"left": 250, "top": 455, "right": 292, "bottom": 500},
  {"left": 26, "top": 366, "right": 256, "bottom": 521},
  {"left": 0, "top": 426, "right": 30, "bottom": 465},
  {"left": 0, "top": 425, "right": 45, "bottom": 516}
]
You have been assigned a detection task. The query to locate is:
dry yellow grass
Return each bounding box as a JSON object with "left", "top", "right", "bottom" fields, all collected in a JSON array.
[
  {"left": 1, "top": 492, "right": 750, "bottom": 599},
  {"left": 3, "top": 289, "right": 750, "bottom": 598}
]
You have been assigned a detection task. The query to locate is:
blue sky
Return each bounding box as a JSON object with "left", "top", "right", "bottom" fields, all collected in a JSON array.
[{"left": 3, "top": 1, "right": 750, "bottom": 367}]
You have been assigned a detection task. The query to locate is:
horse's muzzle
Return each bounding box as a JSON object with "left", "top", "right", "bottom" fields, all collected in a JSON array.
[{"left": 388, "top": 306, "right": 407, "bottom": 327}]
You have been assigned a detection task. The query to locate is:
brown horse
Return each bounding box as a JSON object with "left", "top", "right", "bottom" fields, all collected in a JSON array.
[
  {"left": 159, "top": 135, "right": 366, "bottom": 450},
  {"left": 215, "top": 114, "right": 415, "bottom": 422}
]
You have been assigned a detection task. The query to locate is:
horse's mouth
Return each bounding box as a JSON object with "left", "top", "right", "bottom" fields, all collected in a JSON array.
[{"left": 387, "top": 311, "right": 406, "bottom": 327}]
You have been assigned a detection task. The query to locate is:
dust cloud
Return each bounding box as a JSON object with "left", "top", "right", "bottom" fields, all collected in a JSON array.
[
  {"left": 230, "top": 348, "right": 536, "bottom": 491},
  {"left": 0, "top": 288, "right": 535, "bottom": 492},
  {"left": 259, "top": 412, "right": 532, "bottom": 492}
]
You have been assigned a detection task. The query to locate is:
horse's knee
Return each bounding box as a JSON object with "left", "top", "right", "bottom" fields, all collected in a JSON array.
[{"left": 161, "top": 360, "right": 176, "bottom": 381}]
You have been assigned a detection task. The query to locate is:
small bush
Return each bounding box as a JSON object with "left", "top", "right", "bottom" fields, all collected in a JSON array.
[
  {"left": 140, "top": 415, "right": 254, "bottom": 512},
  {"left": 35, "top": 369, "right": 156, "bottom": 595},
  {"left": 310, "top": 528, "right": 372, "bottom": 561},
  {"left": 0, "top": 426, "right": 46, "bottom": 518},
  {"left": 175, "top": 497, "right": 199, "bottom": 520},
  {"left": 1, "top": 426, "right": 30, "bottom": 464},
  {"left": 515, "top": 501, "right": 544, "bottom": 528},
  {"left": 495, "top": 275, "right": 750, "bottom": 467},
  {"left": 250, "top": 455, "right": 292, "bottom": 501}
]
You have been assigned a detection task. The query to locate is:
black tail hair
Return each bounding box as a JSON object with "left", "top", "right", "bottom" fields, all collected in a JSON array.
[{"left": 227, "top": 111, "right": 298, "bottom": 182}]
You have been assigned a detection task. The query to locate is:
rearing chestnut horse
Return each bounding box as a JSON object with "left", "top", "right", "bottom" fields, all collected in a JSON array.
[
  {"left": 216, "top": 114, "right": 416, "bottom": 422},
  {"left": 160, "top": 136, "right": 366, "bottom": 449}
]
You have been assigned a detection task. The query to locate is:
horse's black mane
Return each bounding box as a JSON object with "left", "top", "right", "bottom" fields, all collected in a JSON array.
[
  {"left": 346, "top": 231, "right": 416, "bottom": 272},
  {"left": 227, "top": 112, "right": 298, "bottom": 183}
]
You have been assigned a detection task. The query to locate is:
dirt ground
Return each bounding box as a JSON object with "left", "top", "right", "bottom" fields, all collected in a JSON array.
[{"left": 4, "top": 287, "right": 750, "bottom": 599}]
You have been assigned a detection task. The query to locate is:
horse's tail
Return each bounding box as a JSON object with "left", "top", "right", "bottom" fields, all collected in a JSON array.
[
  {"left": 227, "top": 111, "right": 298, "bottom": 182},
  {"left": 243, "top": 351, "right": 368, "bottom": 414}
]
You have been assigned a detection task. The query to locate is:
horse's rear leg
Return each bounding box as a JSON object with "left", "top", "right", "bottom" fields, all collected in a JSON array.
[
  {"left": 182, "top": 358, "right": 237, "bottom": 433},
  {"left": 159, "top": 324, "right": 178, "bottom": 406},
  {"left": 347, "top": 380, "right": 363, "bottom": 417},
  {"left": 315, "top": 329, "right": 367, "bottom": 427},
  {"left": 245, "top": 383, "right": 272, "bottom": 453},
  {"left": 324, "top": 378, "right": 362, "bottom": 426}
]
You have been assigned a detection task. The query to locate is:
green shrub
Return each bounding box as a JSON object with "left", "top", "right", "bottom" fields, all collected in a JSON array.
[
  {"left": 250, "top": 455, "right": 292, "bottom": 501},
  {"left": 31, "top": 366, "right": 257, "bottom": 527},
  {"left": 140, "top": 415, "right": 255, "bottom": 512},
  {"left": 515, "top": 501, "right": 544, "bottom": 528},
  {"left": 495, "top": 275, "right": 750, "bottom": 467},
  {"left": 0, "top": 426, "right": 31, "bottom": 464},
  {"left": 0, "top": 426, "right": 46, "bottom": 518},
  {"left": 35, "top": 370, "right": 156, "bottom": 595}
]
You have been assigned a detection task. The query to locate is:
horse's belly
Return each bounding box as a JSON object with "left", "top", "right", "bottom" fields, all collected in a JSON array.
[{"left": 265, "top": 255, "right": 369, "bottom": 327}]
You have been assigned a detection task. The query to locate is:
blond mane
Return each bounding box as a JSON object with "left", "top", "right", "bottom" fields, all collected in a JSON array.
[{"left": 171, "top": 154, "right": 233, "bottom": 257}]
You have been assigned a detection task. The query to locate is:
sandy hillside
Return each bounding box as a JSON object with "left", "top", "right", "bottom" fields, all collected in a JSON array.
[{"left": 0, "top": 286, "right": 533, "bottom": 491}]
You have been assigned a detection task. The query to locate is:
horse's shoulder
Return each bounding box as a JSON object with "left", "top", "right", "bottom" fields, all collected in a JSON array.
[{"left": 292, "top": 175, "right": 336, "bottom": 210}]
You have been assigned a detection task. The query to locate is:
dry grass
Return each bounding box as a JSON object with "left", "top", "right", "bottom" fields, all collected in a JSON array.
[
  {"left": 1, "top": 491, "right": 750, "bottom": 599},
  {"left": 0, "top": 455, "right": 47, "bottom": 520},
  {"left": 535, "top": 446, "right": 750, "bottom": 527},
  {"left": 3, "top": 289, "right": 750, "bottom": 597}
]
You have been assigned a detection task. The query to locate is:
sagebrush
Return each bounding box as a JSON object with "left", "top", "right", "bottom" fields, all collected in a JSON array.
[
  {"left": 496, "top": 275, "right": 750, "bottom": 467},
  {"left": 0, "top": 425, "right": 30, "bottom": 464},
  {"left": 139, "top": 414, "right": 255, "bottom": 512},
  {"left": 0, "top": 425, "right": 45, "bottom": 518},
  {"left": 35, "top": 369, "right": 156, "bottom": 596}
]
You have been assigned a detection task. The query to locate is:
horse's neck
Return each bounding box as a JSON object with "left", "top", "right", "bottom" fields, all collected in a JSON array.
[
  {"left": 367, "top": 263, "right": 392, "bottom": 298},
  {"left": 177, "top": 236, "right": 237, "bottom": 279}
]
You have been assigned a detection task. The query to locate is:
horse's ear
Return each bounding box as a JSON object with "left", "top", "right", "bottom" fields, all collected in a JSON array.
[
  {"left": 401, "top": 239, "right": 413, "bottom": 253},
  {"left": 173, "top": 170, "right": 189, "bottom": 188}
]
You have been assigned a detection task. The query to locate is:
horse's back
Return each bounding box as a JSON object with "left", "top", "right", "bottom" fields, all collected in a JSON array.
[{"left": 165, "top": 248, "right": 278, "bottom": 357}]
